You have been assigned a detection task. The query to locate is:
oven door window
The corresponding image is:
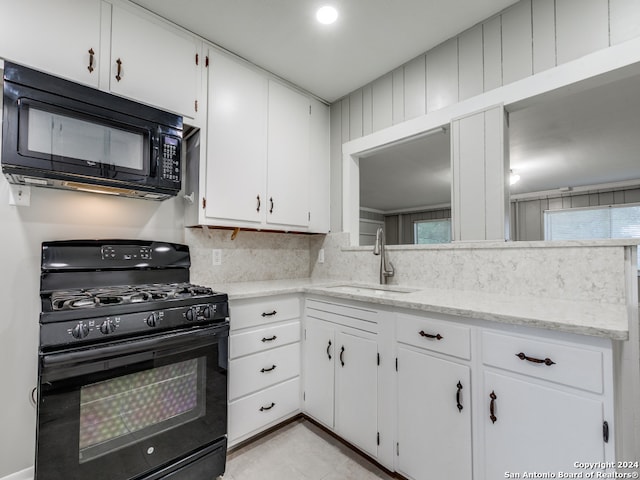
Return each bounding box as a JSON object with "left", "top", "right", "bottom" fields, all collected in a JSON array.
[
  {"left": 78, "top": 357, "right": 206, "bottom": 463},
  {"left": 18, "top": 99, "right": 149, "bottom": 174},
  {"left": 36, "top": 327, "right": 228, "bottom": 480}
]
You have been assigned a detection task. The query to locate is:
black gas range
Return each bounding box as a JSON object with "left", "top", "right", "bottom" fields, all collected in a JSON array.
[{"left": 35, "top": 240, "right": 229, "bottom": 480}]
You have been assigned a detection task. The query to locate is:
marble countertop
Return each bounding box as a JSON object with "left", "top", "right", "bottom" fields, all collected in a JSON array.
[{"left": 207, "top": 278, "right": 630, "bottom": 340}]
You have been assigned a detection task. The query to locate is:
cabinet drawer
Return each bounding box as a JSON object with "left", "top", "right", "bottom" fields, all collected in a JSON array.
[
  {"left": 305, "top": 298, "right": 379, "bottom": 333},
  {"left": 397, "top": 313, "right": 471, "bottom": 360},
  {"left": 229, "top": 343, "right": 300, "bottom": 400},
  {"left": 230, "top": 295, "right": 300, "bottom": 331},
  {"left": 482, "top": 331, "right": 604, "bottom": 393},
  {"left": 229, "top": 377, "right": 300, "bottom": 442},
  {"left": 230, "top": 320, "right": 300, "bottom": 359}
]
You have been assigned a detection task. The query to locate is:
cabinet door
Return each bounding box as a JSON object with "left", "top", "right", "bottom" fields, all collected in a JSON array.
[
  {"left": 0, "top": 0, "right": 101, "bottom": 87},
  {"left": 303, "top": 318, "right": 335, "bottom": 428},
  {"left": 335, "top": 331, "right": 378, "bottom": 457},
  {"left": 484, "top": 371, "right": 608, "bottom": 478},
  {"left": 397, "top": 347, "right": 472, "bottom": 480},
  {"left": 267, "top": 80, "right": 310, "bottom": 228},
  {"left": 205, "top": 51, "right": 267, "bottom": 224},
  {"left": 308, "top": 98, "right": 330, "bottom": 233},
  {"left": 110, "top": 5, "right": 199, "bottom": 118}
]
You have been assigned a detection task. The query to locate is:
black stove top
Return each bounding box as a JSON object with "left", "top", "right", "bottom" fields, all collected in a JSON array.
[
  {"left": 47, "top": 283, "right": 216, "bottom": 312},
  {"left": 38, "top": 240, "right": 229, "bottom": 350}
]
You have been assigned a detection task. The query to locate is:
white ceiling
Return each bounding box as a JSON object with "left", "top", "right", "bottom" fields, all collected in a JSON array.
[
  {"left": 359, "top": 71, "right": 640, "bottom": 212},
  {"left": 130, "top": 0, "right": 519, "bottom": 102},
  {"left": 509, "top": 73, "right": 640, "bottom": 196},
  {"left": 360, "top": 130, "right": 450, "bottom": 211}
]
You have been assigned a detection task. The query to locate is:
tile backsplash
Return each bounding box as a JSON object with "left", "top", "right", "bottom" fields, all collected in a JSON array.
[
  {"left": 186, "top": 228, "right": 634, "bottom": 306},
  {"left": 185, "top": 227, "right": 317, "bottom": 285}
]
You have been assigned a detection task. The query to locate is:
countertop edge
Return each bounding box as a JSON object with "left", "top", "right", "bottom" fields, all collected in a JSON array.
[{"left": 209, "top": 279, "right": 630, "bottom": 341}]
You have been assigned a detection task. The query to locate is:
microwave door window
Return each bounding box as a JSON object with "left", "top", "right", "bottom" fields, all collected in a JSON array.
[{"left": 26, "top": 107, "right": 145, "bottom": 171}]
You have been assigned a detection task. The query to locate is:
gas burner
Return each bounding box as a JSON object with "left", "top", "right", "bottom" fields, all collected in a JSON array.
[{"left": 49, "top": 283, "right": 215, "bottom": 311}]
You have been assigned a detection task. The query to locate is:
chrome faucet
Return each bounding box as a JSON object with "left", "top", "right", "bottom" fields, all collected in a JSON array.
[{"left": 373, "top": 226, "right": 394, "bottom": 284}]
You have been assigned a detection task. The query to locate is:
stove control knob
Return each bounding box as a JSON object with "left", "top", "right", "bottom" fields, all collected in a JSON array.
[
  {"left": 146, "top": 312, "right": 159, "bottom": 327},
  {"left": 185, "top": 307, "right": 197, "bottom": 322},
  {"left": 72, "top": 323, "right": 89, "bottom": 339},
  {"left": 99, "top": 319, "right": 116, "bottom": 335},
  {"left": 202, "top": 306, "right": 212, "bottom": 319}
]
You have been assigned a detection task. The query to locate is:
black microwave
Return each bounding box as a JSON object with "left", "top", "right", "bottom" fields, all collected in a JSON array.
[{"left": 1, "top": 62, "right": 182, "bottom": 200}]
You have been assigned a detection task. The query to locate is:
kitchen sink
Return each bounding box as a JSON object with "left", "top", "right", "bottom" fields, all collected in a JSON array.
[{"left": 324, "top": 284, "right": 419, "bottom": 296}]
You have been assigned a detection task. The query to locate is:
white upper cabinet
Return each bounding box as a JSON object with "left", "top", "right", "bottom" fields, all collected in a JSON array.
[
  {"left": 0, "top": 0, "right": 102, "bottom": 88},
  {"left": 308, "top": 97, "right": 330, "bottom": 233},
  {"left": 195, "top": 52, "right": 329, "bottom": 232},
  {"left": 109, "top": 4, "right": 200, "bottom": 118},
  {"left": 267, "top": 80, "right": 310, "bottom": 228},
  {"left": 205, "top": 50, "right": 267, "bottom": 225}
]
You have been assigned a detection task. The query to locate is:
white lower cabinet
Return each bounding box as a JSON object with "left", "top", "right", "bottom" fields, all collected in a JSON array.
[
  {"left": 228, "top": 294, "right": 302, "bottom": 446},
  {"left": 303, "top": 299, "right": 380, "bottom": 459},
  {"left": 335, "top": 331, "right": 378, "bottom": 456},
  {"left": 481, "top": 330, "right": 614, "bottom": 478},
  {"left": 483, "top": 371, "right": 607, "bottom": 478},
  {"left": 303, "top": 317, "right": 335, "bottom": 428},
  {"left": 229, "top": 378, "right": 301, "bottom": 441},
  {"left": 233, "top": 295, "right": 616, "bottom": 480},
  {"left": 396, "top": 347, "right": 472, "bottom": 480},
  {"left": 396, "top": 312, "right": 472, "bottom": 480},
  {"left": 394, "top": 310, "right": 614, "bottom": 480}
]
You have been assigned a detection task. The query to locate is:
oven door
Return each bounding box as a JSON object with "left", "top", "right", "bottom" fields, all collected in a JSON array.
[{"left": 36, "top": 323, "right": 228, "bottom": 480}]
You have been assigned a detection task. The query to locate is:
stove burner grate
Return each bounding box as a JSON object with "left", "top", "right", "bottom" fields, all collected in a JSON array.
[{"left": 49, "top": 283, "right": 214, "bottom": 311}]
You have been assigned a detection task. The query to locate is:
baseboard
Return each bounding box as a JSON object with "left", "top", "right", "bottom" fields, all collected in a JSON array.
[{"left": 0, "top": 466, "right": 33, "bottom": 480}]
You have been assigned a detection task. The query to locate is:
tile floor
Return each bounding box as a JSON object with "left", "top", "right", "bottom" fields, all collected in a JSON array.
[{"left": 222, "top": 419, "right": 395, "bottom": 480}]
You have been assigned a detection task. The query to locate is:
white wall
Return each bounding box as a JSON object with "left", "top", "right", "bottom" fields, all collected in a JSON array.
[
  {"left": 330, "top": 0, "right": 640, "bottom": 232},
  {"left": 0, "top": 176, "right": 185, "bottom": 477}
]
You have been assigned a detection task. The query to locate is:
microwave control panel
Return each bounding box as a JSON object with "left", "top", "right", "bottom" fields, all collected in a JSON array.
[{"left": 160, "top": 135, "right": 181, "bottom": 183}]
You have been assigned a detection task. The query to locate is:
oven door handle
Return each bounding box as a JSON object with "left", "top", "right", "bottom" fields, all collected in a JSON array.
[{"left": 41, "top": 324, "right": 228, "bottom": 369}]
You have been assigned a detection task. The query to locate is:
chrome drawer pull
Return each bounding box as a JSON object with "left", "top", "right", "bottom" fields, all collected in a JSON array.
[{"left": 515, "top": 352, "right": 556, "bottom": 366}]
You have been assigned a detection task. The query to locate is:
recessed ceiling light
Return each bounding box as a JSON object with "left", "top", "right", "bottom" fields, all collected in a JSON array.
[{"left": 316, "top": 5, "right": 338, "bottom": 25}]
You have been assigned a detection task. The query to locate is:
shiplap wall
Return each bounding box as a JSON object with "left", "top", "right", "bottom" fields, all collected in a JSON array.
[
  {"left": 332, "top": 0, "right": 640, "bottom": 232},
  {"left": 380, "top": 187, "right": 640, "bottom": 244},
  {"left": 384, "top": 207, "right": 452, "bottom": 245},
  {"left": 336, "top": 0, "right": 640, "bottom": 142},
  {"left": 512, "top": 187, "right": 640, "bottom": 240}
]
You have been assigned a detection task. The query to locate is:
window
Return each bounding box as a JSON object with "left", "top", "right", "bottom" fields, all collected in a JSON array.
[
  {"left": 414, "top": 219, "right": 451, "bottom": 244},
  {"left": 544, "top": 203, "right": 640, "bottom": 267}
]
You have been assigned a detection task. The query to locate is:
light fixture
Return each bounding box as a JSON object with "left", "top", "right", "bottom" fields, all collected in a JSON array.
[
  {"left": 316, "top": 5, "right": 338, "bottom": 25},
  {"left": 509, "top": 170, "right": 520, "bottom": 185}
]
